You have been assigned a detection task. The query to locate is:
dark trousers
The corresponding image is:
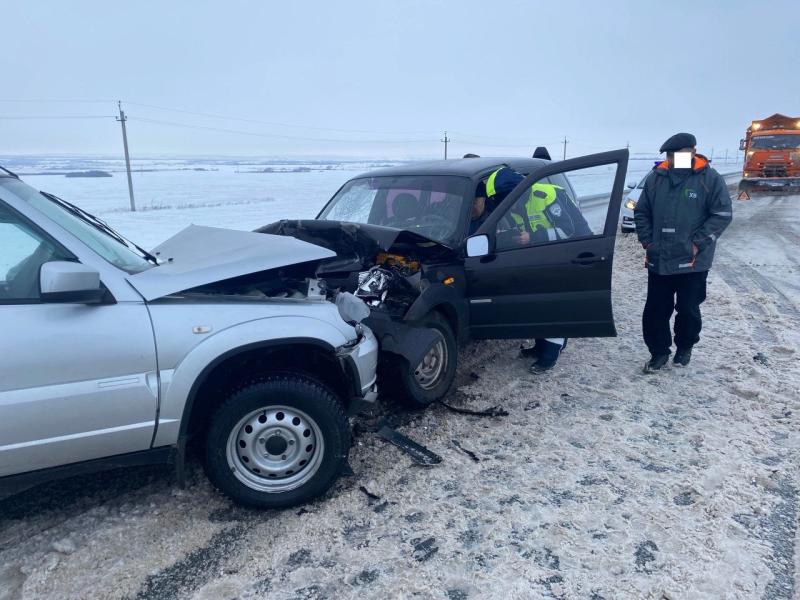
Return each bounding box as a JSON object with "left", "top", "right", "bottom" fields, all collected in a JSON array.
[{"left": 642, "top": 270, "right": 708, "bottom": 356}]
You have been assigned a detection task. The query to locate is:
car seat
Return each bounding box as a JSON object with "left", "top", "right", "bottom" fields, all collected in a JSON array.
[{"left": 389, "top": 193, "right": 419, "bottom": 224}]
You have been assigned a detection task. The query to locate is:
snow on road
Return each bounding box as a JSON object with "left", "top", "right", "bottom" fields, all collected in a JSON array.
[{"left": 0, "top": 187, "right": 797, "bottom": 600}]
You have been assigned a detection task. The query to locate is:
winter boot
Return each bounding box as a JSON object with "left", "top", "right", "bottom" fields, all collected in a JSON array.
[
  {"left": 519, "top": 342, "right": 541, "bottom": 360},
  {"left": 644, "top": 353, "right": 670, "bottom": 373},
  {"left": 529, "top": 340, "right": 562, "bottom": 373},
  {"left": 673, "top": 347, "right": 693, "bottom": 366},
  {"left": 529, "top": 359, "right": 557, "bottom": 373}
]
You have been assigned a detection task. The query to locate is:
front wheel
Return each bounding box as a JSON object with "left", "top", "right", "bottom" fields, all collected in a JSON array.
[
  {"left": 204, "top": 375, "right": 350, "bottom": 509},
  {"left": 391, "top": 311, "right": 457, "bottom": 409}
]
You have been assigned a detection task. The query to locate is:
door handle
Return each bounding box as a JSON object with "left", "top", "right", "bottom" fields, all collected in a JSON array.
[{"left": 571, "top": 254, "right": 606, "bottom": 265}]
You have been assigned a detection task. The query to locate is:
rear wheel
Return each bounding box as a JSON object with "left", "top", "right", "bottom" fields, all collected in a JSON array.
[
  {"left": 204, "top": 375, "right": 350, "bottom": 509},
  {"left": 390, "top": 311, "right": 457, "bottom": 408}
]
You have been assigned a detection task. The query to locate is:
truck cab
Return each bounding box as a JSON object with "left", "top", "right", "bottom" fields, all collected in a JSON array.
[{"left": 739, "top": 113, "right": 800, "bottom": 192}]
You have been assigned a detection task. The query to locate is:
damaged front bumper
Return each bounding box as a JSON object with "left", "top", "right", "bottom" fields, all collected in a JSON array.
[
  {"left": 362, "top": 310, "right": 440, "bottom": 369},
  {"left": 337, "top": 325, "right": 379, "bottom": 413}
]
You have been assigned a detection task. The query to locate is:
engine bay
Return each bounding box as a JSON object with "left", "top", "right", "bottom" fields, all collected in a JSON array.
[{"left": 257, "top": 219, "right": 460, "bottom": 318}]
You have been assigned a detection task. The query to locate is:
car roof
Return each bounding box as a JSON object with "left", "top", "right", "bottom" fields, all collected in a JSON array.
[{"left": 352, "top": 157, "right": 550, "bottom": 179}]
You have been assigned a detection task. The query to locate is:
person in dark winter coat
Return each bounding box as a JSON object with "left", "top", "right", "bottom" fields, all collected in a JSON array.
[{"left": 634, "top": 133, "right": 733, "bottom": 371}]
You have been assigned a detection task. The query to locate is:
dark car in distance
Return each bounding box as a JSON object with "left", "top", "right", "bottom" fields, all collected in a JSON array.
[{"left": 260, "top": 149, "right": 629, "bottom": 407}]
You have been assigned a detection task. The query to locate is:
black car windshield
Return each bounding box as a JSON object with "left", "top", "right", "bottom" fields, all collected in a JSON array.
[
  {"left": 318, "top": 175, "right": 471, "bottom": 245},
  {"left": 751, "top": 135, "right": 800, "bottom": 150}
]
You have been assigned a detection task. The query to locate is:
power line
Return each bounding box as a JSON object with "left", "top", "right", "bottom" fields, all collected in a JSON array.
[
  {"left": 0, "top": 98, "right": 567, "bottom": 145},
  {"left": 0, "top": 98, "right": 435, "bottom": 137},
  {"left": 0, "top": 99, "right": 115, "bottom": 104},
  {"left": 124, "top": 101, "right": 434, "bottom": 137},
  {"left": 450, "top": 130, "right": 564, "bottom": 146},
  {"left": 129, "top": 116, "right": 434, "bottom": 144},
  {"left": 0, "top": 115, "right": 115, "bottom": 119}
]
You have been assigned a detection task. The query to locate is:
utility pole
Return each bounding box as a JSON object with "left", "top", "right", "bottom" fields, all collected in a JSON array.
[
  {"left": 562, "top": 136, "right": 568, "bottom": 160},
  {"left": 441, "top": 131, "right": 450, "bottom": 160},
  {"left": 116, "top": 101, "right": 136, "bottom": 212},
  {"left": 724, "top": 149, "right": 728, "bottom": 164}
]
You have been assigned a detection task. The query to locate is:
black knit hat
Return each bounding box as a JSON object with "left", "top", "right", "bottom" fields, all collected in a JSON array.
[{"left": 659, "top": 132, "right": 697, "bottom": 153}]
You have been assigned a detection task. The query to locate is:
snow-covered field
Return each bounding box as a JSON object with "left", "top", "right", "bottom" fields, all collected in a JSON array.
[
  {"left": 0, "top": 175, "right": 796, "bottom": 600},
  {"left": 0, "top": 155, "right": 743, "bottom": 248}
]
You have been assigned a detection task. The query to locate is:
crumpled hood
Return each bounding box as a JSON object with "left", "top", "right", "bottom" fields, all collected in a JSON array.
[
  {"left": 257, "top": 220, "right": 458, "bottom": 263},
  {"left": 127, "top": 225, "right": 335, "bottom": 301}
]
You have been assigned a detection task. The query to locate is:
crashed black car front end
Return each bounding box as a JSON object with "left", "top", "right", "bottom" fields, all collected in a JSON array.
[{"left": 257, "top": 219, "right": 468, "bottom": 372}]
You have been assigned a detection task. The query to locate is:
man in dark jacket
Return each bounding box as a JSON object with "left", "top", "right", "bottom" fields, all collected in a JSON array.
[{"left": 634, "top": 133, "right": 733, "bottom": 371}]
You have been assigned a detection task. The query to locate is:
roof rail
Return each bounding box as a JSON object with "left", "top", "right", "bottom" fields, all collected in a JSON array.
[{"left": 0, "top": 165, "right": 20, "bottom": 179}]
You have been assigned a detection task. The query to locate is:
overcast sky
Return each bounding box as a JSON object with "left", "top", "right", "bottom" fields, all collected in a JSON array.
[{"left": 1, "top": 0, "right": 797, "bottom": 159}]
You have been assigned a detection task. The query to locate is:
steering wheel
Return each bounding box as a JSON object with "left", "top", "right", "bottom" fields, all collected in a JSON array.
[
  {"left": 411, "top": 213, "right": 454, "bottom": 241},
  {"left": 385, "top": 213, "right": 452, "bottom": 241}
]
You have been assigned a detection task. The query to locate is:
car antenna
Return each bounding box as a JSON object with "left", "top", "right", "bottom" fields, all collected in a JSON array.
[{"left": 532, "top": 147, "right": 551, "bottom": 160}]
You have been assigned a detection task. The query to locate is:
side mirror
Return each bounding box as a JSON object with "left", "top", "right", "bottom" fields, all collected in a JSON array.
[
  {"left": 626, "top": 181, "right": 636, "bottom": 189},
  {"left": 739, "top": 139, "right": 746, "bottom": 151},
  {"left": 465, "top": 234, "right": 490, "bottom": 258},
  {"left": 40, "top": 261, "right": 105, "bottom": 304}
]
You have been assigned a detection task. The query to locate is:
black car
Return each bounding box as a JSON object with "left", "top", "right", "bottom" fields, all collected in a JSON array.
[{"left": 260, "top": 150, "right": 628, "bottom": 407}]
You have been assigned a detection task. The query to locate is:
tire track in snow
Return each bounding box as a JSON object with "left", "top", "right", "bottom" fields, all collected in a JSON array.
[{"left": 132, "top": 523, "right": 247, "bottom": 600}]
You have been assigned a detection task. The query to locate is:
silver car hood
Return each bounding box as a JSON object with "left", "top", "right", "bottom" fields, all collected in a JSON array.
[{"left": 127, "top": 225, "right": 335, "bottom": 301}]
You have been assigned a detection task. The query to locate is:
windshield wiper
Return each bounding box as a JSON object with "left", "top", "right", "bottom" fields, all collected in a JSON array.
[
  {"left": 0, "top": 165, "right": 20, "bottom": 179},
  {"left": 39, "top": 191, "right": 159, "bottom": 265}
]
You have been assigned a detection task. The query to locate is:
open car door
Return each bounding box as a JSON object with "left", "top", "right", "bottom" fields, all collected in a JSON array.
[{"left": 465, "top": 149, "right": 628, "bottom": 339}]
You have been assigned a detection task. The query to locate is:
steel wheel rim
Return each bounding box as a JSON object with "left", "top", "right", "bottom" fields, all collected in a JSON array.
[
  {"left": 226, "top": 405, "right": 324, "bottom": 493},
  {"left": 414, "top": 334, "right": 447, "bottom": 390}
]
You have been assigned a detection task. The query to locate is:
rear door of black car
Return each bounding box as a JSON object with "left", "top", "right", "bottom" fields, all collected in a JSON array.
[{"left": 465, "top": 149, "right": 628, "bottom": 339}]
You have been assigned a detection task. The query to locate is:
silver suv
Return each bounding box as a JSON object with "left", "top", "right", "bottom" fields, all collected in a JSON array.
[{"left": 0, "top": 169, "right": 378, "bottom": 509}]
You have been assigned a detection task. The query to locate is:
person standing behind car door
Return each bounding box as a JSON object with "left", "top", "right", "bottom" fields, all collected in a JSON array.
[
  {"left": 634, "top": 133, "right": 733, "bottom": 372},
  {"left": 484, "top": 167, "right": 590, "bottom": 373}
]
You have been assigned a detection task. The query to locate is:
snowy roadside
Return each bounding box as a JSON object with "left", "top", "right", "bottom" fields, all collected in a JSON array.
[{"left": 0, "top": 196, "right": 798, "bottom": 600}]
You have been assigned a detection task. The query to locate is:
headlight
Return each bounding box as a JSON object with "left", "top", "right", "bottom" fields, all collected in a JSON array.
[
  {"left": 747, "top": 151, "right": 755, "bottom": 156},
  {"left": 335, "top": 291, "right": 370, "bottom": 324},
  {"left": 625, "top": 198, "right": 637, "bottom": 210}
]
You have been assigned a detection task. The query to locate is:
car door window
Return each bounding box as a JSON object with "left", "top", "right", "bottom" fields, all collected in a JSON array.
[
  {"left": 466, "top": 150, "right": 628, "bottom": 340},
  {"left": 494, "top": 165, "right": 615, "bottom": 252},
  {"left": 0, "top": 204, "right": 71, "bottom": 302}
]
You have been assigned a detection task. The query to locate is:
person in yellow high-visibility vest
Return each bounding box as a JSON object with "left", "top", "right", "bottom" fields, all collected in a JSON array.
[{"left": 484, "top": 166, "right": 591, "bottom": 372}]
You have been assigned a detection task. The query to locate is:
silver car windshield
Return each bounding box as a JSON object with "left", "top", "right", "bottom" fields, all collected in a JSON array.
[{"left": 0, "top": 178, "right": 154, "bottom": 274}]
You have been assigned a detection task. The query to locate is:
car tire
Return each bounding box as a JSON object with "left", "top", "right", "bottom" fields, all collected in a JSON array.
[
  {"left": 391, "top": 311, "right": 457, "bottom": 409},
  {"left": 204, "top": 374, "right": 350, "bottom": 509}
]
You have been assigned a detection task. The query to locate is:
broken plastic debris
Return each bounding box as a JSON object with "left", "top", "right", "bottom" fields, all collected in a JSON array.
[
  {"left": 451, "top": 439, "right": 480, "bottom": 462},
  {"left": 438, "top": 401, "right": 509, "bottom": 418},
  {"left": 376, "top": 426, "right": 442, "bottom": 466}
]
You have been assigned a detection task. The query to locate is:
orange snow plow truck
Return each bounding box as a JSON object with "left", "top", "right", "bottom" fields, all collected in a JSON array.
[{"left": 739, "top": 113, "right": 800, "bottom": 192}]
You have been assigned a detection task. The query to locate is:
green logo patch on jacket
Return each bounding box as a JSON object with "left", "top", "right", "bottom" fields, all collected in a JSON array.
[{"left": 683, "top": 188, "right": 698, "bottom": 200}]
